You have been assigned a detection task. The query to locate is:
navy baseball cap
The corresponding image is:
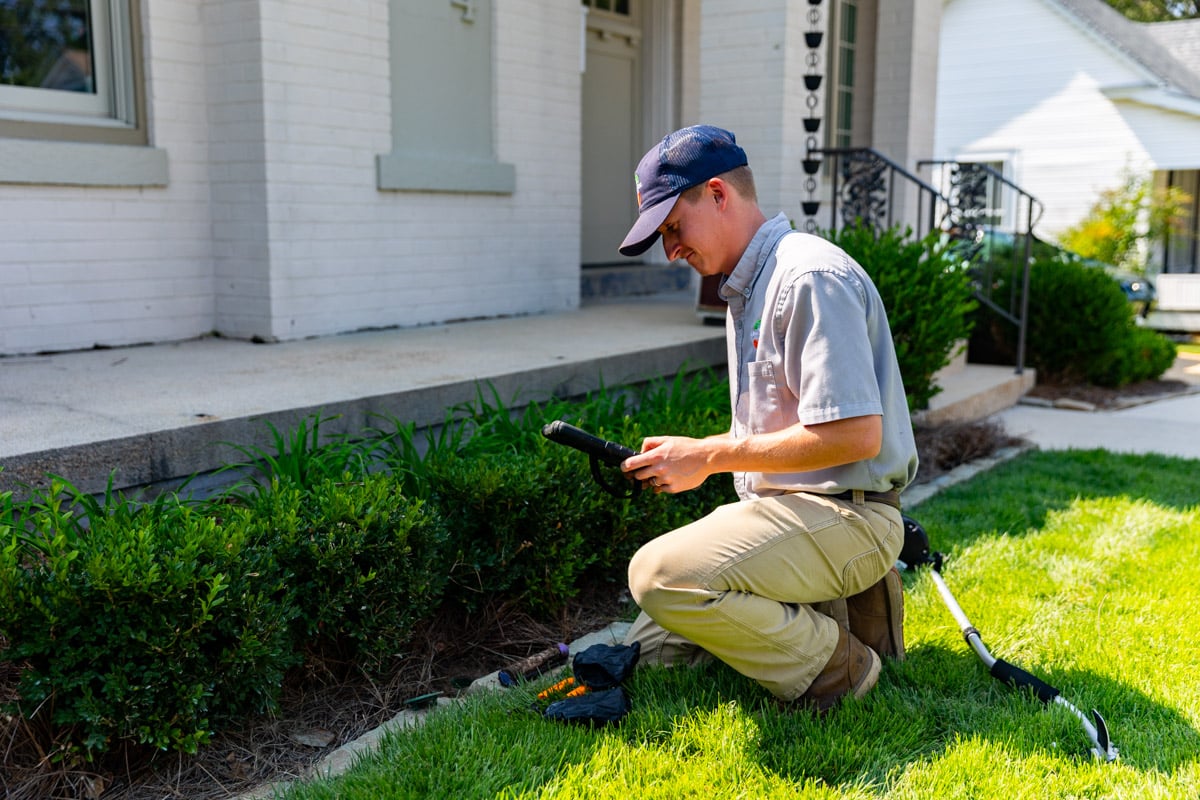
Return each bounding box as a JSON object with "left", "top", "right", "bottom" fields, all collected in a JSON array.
[{"left": 619, "top": 125, "right": 748, "bottom": 257}]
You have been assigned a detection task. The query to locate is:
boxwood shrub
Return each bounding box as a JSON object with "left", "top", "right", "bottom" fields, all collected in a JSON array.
[
  {"left": 224, "top": 473, "right": 450, "bottom": 668},
  {"left": 0, "top": 481, "right": 295, "bottom": 756}
]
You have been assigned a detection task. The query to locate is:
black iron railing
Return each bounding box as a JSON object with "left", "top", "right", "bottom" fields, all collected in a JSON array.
[
  {"left": 798, "top": 148, "right": 1041, "bottom": 375},
  {"left": 803, "top": 148, "right": 948, "bottom": 240},
  {"left": 917, "top": 160, "right": 1044, "bottom": 376}
]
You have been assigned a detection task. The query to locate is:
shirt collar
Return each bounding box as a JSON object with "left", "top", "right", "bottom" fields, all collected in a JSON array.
[{"left": 718, "top": 213, "right": 792, "bottom": 301}]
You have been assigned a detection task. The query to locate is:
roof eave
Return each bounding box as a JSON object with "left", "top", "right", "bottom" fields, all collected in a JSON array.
[{"left": 1103, "top": 84, "right": 1200, "bottom": 117}]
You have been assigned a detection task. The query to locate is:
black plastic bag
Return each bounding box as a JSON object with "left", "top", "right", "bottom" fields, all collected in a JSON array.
[{"left": 543, "top": 687, "right": 631, "bottom": 726}]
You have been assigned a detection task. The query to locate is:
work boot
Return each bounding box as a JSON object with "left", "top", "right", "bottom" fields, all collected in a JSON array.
[
  {"left": 846, "top": 566, "right": 906, "bottom": 661},
  {"left": 798, "top": 627, "right": 880, "bottom": 714},
  {"left": 812, "top": 597, "right": 848, "bottom": 631}
]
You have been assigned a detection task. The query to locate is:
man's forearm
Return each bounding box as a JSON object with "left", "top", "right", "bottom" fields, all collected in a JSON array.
[{"left": 707, "top": 415, "right": 882, "bottom": 475}]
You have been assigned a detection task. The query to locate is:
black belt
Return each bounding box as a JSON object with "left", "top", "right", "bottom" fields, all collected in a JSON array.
[{"left": 828, "top": 488, "right": 902, "bottom": 510}]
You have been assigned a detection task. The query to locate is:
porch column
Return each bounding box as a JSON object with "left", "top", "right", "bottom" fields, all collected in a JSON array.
[
  {"left": 697, "top": 0, "right": 815, "bottom": 226},
  {"left": 872, "top": 0, "right": 944, "bottom": 227}
]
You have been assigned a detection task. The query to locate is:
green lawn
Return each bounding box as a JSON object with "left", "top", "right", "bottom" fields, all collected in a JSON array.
[{"left": 275, "top": 449, "right": 1200, "bottom": 800}]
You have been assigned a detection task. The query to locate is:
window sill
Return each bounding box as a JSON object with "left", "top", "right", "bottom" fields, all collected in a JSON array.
[
  {"left": 0, "top": 139, "right": 168, "bottom": 187},
  {"left": 376, "top": 152, "right": 515, "bottom": 194}
]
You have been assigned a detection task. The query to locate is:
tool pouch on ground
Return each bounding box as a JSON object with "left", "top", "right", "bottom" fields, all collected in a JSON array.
[
  {"left": 541, "top": 642, "right": 640, "bottom": 725},
  {"left": 543, "top": 686, "right": 631, "bottom": 726}
]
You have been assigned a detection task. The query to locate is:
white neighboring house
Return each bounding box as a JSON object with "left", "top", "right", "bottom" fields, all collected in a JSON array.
[
  {"left": 0, "top": 0, "right": 944, "bottom": 358},
  {"left": 935, "top": 0, "right": 1200, "bottom": 327}
]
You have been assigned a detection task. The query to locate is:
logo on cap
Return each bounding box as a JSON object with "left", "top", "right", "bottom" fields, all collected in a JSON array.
[{"left": 634, "top": 174, "right": 643, "bottom": 209}]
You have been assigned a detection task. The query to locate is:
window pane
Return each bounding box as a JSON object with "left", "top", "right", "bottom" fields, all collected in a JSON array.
[
  {"left": 837, "top": 89, "right": 853, "bottom": 131},
  {"left": 0, "top": 0, "right": 95, "bottom": 93},
  {"left": 842, "top": 4, "right": 857, "bottom": 45}
]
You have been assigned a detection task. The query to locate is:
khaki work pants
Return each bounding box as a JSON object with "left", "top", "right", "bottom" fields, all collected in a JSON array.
[{"left": 622, "top": 492, "right": 903, "bottom": 701}]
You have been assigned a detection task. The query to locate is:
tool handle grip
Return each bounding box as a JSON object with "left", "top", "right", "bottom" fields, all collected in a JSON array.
[
  {"left": 542, "top": 421, "right": 636, "bottom": 466},
  {"left": 991, "top": 659, "right": 1061, "bottom": 704}
]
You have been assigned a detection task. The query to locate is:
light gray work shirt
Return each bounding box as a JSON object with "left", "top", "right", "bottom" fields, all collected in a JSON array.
[{"left": 718, "top": 213, "right": 918, "bottom": 501}]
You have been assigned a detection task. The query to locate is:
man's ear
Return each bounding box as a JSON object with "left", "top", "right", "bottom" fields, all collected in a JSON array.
[{"left": 709, "top": 178, "right": 728, "bottom": 209}]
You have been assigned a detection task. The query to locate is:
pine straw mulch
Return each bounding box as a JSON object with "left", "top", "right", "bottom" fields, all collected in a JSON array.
[{"left": 2, "top": 381, "right": 1188, "bottom": 800}]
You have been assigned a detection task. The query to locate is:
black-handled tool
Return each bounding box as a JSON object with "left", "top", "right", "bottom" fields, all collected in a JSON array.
[{"left": 542, "top": 420, "right": 639, "bottom": 498}]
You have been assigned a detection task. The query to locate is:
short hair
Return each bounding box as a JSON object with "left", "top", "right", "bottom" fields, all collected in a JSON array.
[{"left": 680, "top": 165, "right": 757, "bottom": 204}]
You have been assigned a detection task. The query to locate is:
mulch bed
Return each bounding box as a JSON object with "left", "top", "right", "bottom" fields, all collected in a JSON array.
[
  {"left": 3, "top": 381, "right": 1190, "bottom": 799},
  {"left": 1025, "top": 377, "right": 1195, "bottom": 409}
]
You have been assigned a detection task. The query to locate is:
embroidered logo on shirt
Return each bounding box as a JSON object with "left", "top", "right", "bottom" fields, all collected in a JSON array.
[{"left": 752, "top": 318, "right": 761, "bottom": 349}]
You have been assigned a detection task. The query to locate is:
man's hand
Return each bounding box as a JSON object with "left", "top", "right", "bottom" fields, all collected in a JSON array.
[{"left": 621, "top": 435, "right": 717, "bottom": 494}]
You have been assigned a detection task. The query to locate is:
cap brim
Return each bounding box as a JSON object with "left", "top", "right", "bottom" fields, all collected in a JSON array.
[{"left": 618, "top": 195, "right": 678, "bottom": 257}]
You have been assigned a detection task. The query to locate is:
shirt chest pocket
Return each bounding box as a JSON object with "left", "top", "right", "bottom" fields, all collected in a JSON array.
[{"left": 746, "top": 360, "right": 788, "bottom": 434}]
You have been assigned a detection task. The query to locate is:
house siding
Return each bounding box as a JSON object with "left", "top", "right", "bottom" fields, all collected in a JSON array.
[
  {"left": 697, "top": 0, "right": 823, "bottom": 228},
  {"left": 1, "top": 0, "right": 940, "bottom": 357},
  {"left": 936, "top": 0, "right": 1200, "bottom": 240}
]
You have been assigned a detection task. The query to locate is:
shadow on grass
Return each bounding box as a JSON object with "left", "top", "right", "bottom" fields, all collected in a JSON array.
[{"left": 906, "top": 448, "right": 1200, "bottom": 553}]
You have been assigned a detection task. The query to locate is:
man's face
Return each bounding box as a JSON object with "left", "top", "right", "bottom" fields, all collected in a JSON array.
[{"left": 656, "top": 182, "right": 731, "bottom": 276}]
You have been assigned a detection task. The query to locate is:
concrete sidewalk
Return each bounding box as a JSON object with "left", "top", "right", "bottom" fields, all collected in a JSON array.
[{"left": 993, "top": 351, "right": 1200, "bottom": 461}]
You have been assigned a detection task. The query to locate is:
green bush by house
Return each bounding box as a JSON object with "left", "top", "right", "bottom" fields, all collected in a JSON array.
[
  {"left": 0, "top": 481, "right": 296, "bottom": 756},
  {"left": 974, "top": 255, "right": 1177, "bottom": 386},
  {"left": 0, "top": 373, "right": 737, "bottom": 760}
]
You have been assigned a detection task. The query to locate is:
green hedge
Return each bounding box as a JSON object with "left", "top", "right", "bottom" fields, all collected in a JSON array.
[
  {"left": 0, "top": 481, "right": 295, "bottom": 756},
  {"left": 973, "top": 256, "right": 1177, "bottom": 386},
  {"left": 0, "top": 371, "right": 736, "bottom": 759},
  {"left": 226, "top": 474, "right": 450, "bottom": 667}
]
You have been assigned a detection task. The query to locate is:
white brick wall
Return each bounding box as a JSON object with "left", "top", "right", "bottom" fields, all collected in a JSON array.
[
  {"left": 0, "top": 1, "right": 216, "bottom": 356},
  {"left": 249, "top": 0, "right": 581, "bottom": 342},
  {"left": 2, "top": 0, "right": 944, "bottom": 356},
  {"left": 698, "top": 0, "right": 809, "bottom": 226},
  {"left": 0, "top": 0, "right": 582, "bottom": 356}
]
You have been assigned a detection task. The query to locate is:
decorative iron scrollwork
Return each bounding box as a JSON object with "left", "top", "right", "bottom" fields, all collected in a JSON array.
[
  {"left": 945, "top": 162, "right": 991, "bottom": 262},
  {"left": 836, "top": 150, "right": 888, "bottom": 230}
]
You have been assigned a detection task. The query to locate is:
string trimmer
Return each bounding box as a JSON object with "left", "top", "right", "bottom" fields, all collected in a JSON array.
[{"left": 900, "top": 515, "right": 1119, "bottom": 762}]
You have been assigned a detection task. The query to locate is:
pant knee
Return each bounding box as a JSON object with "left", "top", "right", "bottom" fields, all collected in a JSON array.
[{"left": 627, "top": 541, "right": 677, "bottom": 613}]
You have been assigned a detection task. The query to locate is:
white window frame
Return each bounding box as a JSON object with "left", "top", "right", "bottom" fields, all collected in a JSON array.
[
  {"left": 0, "top": 0, "right": 166, "bottom": 187},
  {"left": 0, "top": 0, "right": 136, "bottom": 130}
]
